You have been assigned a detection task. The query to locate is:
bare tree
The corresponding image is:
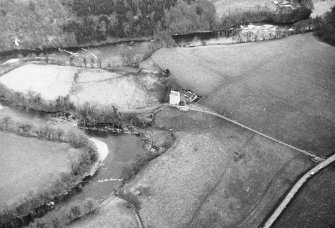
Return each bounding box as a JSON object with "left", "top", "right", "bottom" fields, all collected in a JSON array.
[{"left": 90, "top": 57, "right": 95, "bottom": 68}]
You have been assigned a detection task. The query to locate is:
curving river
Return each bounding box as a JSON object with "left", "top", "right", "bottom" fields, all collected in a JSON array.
[{"left": 0, "top": 104, "right": 148, "bottom": 227}]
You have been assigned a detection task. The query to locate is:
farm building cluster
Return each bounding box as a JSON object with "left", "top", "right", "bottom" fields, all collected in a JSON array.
[
  {"left": 169, "top": 90, "right": 201, "bottom": 106},
  {"left": 273, "top": 0, "right": 296, "bottom": 11}
]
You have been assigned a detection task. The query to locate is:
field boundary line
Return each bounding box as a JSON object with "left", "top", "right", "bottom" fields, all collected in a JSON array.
[
  {"left": 262, "top": 153, "right": 335, "bottom": 228},
  {"left": 182, "top": 104, "right": 323, "bottom": 161}
]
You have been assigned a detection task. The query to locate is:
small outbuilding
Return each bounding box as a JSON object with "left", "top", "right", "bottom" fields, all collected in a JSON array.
[{"left": 169, "top": 90, "right": 181, "bottom": 105}]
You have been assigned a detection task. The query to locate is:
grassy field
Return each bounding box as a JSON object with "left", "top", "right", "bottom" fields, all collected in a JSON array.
[
  {"left": 0, "top": 64, "right": 77, "bottom": 100},
  {"left": 0, "top": 63, "right": 162, "bottom": 111},
  {"left": 0, "top": 131, "right": 83, "bottom": 213},
  {"left": 273, "top": 165, "right": 335, "bottom": 228},
  {"left": 72, "top": 69, "right": 161, "bottom": 110},
  {"left": 208, "top": 0, "right": 276, "bottom": 17},
  {"left": 121, "top": 108, "right": 313, "bottom": 228},
  {"left": 149, "top": 33, "right": 335, "bottom": 157}
]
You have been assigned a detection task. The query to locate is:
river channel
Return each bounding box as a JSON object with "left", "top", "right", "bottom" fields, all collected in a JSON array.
[{"left": 0, "top": 103, "right": 148, "bottom": 226}]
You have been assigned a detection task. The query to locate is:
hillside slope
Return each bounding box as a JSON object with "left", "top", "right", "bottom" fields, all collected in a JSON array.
[
  {"left": 121, "top": 108, "right": 313, "bottom": 228},
  {"left": 149, "top": 33, "right": 335, "bottom": 157}
]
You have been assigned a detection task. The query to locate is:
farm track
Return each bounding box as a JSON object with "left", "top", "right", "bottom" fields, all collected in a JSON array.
[
  {"left": 183, "top": 104, "right": 323, "bottom": 161},
  {"left": 121, "top": 104, "right": 166, "bottom": 114},
  {"left": 186, "top": 157, "right": 234, "bottom": 227}
]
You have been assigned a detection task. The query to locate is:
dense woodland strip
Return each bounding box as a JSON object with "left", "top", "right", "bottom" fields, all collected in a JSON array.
[{"left": 0, "top": 0, "right": 316, "bottom": 52}]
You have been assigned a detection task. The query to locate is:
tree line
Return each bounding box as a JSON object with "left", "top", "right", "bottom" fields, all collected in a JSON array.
[
  {"left": 313, "top": 6, "right": 335, "bottom": 45},
  {"left": 0, "top": 0, "right": 316, "bottom": 51},
  {"left": 63, "top": 0, "right": 216, "bottom": 44}
]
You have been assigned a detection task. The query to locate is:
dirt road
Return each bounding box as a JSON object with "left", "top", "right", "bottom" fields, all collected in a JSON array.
[{"left": 263, "top": 153, "right": 335, "bottom": 228}]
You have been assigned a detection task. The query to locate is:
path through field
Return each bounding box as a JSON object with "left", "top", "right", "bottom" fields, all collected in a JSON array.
[
  {"left": 186, "top": 104, "right": 322, "bottom": 160},
  {"left": 150, "top": 33, "right": 335, "bottom": 157}
]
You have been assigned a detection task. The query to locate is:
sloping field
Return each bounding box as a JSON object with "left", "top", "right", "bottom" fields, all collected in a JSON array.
[
  {"left": 0, "top": 64, "right": 161, "bottom": 111},
  {"left": 208, "top": 0, "right": 276, "bottom": 17},
  {"left": 0, "top": 131, "right": 82, "bottom": 211},
  {"left": 121, "top": 108, "right": 313, "bottom": 228},
  {"left": 150, "top": 33, "right": 335, "bottom": 157}
]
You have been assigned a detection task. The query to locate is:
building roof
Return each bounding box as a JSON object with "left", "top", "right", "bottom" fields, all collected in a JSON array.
[{"left": 170, "top": 91, "right": 180, "bottom": 96}]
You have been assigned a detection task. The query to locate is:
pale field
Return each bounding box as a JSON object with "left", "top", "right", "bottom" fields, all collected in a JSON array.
[
  {"left": 0, "top": 64, "right": 161, "bottom": 111},
  {"left": 208, "top": 0, "right": 276, "bottom": 17},
  {"left": 0, "top": 64, "right": 77, "bottom": 100},
  {"left": 71, "top": 70, "right": 160, "bottom": 111},
  {"left": 0, "top": 131, "right": 82, "bottom": 211},
  {"left": 150, "top": 33, "right": 335, "bottom": 156},
  {"left": 311, "top": 0, "right": 335, "bottom": 17}
]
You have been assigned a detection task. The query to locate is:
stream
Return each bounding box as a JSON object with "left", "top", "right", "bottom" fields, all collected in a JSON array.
[{"left": 58, "top": 134, "right": 147, "bottom": 203}]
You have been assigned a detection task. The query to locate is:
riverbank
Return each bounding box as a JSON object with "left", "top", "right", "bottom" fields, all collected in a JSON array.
[
  {"left": 88, "top": 138, "right": 109, "bottom": 176},
  {"left": 26, "top": 125, "right": 176, "bottom": 227},
  {"left": 0, "top": 113, "right": 102, "bottom": 227}
]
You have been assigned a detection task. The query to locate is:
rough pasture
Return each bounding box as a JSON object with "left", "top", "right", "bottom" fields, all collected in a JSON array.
[{"left": 0, "top": 64, "right": 162, "bottom": 111}]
